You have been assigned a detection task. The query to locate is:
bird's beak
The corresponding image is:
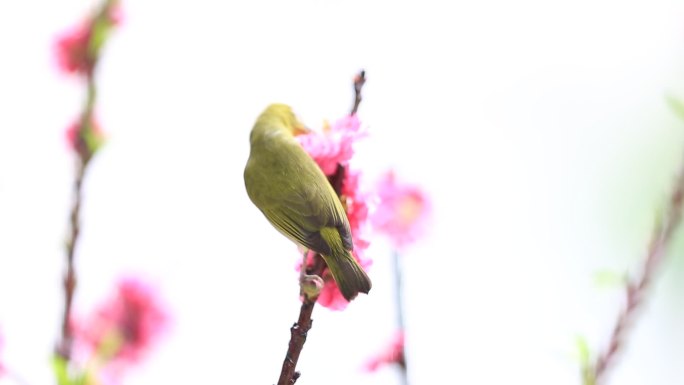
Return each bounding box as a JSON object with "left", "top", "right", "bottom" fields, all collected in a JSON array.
[{"left": 293, "top": 124, "right": 311, "bottom": 136}]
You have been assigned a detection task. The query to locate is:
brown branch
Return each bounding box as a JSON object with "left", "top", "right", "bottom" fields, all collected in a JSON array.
[
  {"left": 351, "top": 70, "right": 366, "bottom": 116},
  {"left": 57, "top": 54, "right": 100, "bottom": 362},
  {"left": 585, "top": 154, "right": 684, "bottom": 385},
  {"left": 56, "top": 160, "right": 86, "bottom": 360},
  {"left": 276, "top": 128, "right": 353, "bottom": 384},
  {"left": 277, "top": 258, "right": 325, "bottom": 385}
]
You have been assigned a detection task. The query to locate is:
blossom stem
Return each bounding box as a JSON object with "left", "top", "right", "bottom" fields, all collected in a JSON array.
[
  {"left": 585, "top": 151, "right": 684, "bottom": 385},
  {"left": 392, "top": 250, "right": 409, "bottom": 385}
]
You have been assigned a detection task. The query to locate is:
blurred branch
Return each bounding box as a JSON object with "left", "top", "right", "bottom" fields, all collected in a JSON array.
[
  {"left": 392, "top": 251, "right": 408, "bottom": 385},
  {"left": 59, "top": 66, "right": 99, "bottom": 360},
  {"left": 584, "top": 150, "right": 684, "bottom": 385},
  {"left": 58, "top": 160, "right": 85, "bottom": 360},
  {"left": 56, "top": 0, "right": 116, "bottom": 361},
  {"left": 393, "top": 251, "right": 405, "bottom": 331},
  {"left": 351, "top": 70, "right": 366, "bottom": 116}
]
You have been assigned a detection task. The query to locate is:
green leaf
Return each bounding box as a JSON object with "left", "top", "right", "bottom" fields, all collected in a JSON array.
[
  {"left": 84, "top": 126, "right": 105, "bottom": 155},
  {"left": 51, "top": 355, "right": 72, "bottom": 385},
  {"left": 575, "top": 335, "right": 592, "bottom": 367},
  {"left": 88, "top": 18, "right": 111, "bottom": 58},
  {"left": 575, "top": 335, "right": 598, "bottom": 384},
  {"left": 51, "top": 354, "right": 94, "bottom": 385},
  {"left": 665, "top": 94, "right": 684, "bottom": 122},
  {"left": 87, "top": 1, "right": 118, "bottom": 58},
  {"left": 73, "top": 370, "right": 89, "bottom": 385},
  {"left": 593, "top": 269, "right": 628, "bottom": 289}
]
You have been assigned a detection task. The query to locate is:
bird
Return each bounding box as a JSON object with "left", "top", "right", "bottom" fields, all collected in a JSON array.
[{"left": 244, "top": 103, "right": 372, "bottom": 301}]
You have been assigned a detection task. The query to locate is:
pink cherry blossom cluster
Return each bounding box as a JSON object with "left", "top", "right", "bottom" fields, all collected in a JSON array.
[
  {"left": 297, "top": 115, "right": 367, "bottom": 175},
  {"left": 298, "top": 115, "right": 431, "bottom": 310},
  {"left": 371, "top": 170, "right": 431, "bottom": 250},
  {"left": 54, "top": 1, "right": 122, "bottom": 77},
  {"left": 64, "top": 118, "right": 105, "bottom": 162},
  {"left": 71, "top": 277, "right": 169, "bottom": 385},
  {"left": 363, "top": 330, "right": 405, "bottom": 372},
  {"left": 54, "top": 1, "right": 120, "bottom": 160},
  {"left": 297, "top": 115, "right": 373, "bottom": 310}
]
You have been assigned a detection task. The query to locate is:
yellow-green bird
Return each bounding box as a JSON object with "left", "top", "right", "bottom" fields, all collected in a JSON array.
[{"left": 244, "top": 103, "right": 372, "bottom": 301}]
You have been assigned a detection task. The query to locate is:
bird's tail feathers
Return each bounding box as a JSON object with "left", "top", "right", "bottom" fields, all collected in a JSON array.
[
  {"left": 321, "top": 250, "right": 372, "bottom": 301},
  {"left": 318, "top": 226, "right": 372, "bottom": 301}
]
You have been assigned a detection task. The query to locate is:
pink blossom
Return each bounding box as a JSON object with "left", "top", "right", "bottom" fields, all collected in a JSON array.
[
  {"left": 54, "top": 3, "right": 121, "bottom": 76},
  {"left": 342, "top": 167, "right": 370, "bottom": 235},
  {"left": 315, "top": 271, "right": 349, "bottom": 311},
  {"left": 65, "top": 116, "right": 105, "bottom": 160},
  {"left": 371, "top": 170, "right": 431, "bottom": 249},
  {"left": 0, "top": 328, "right": 5, "bottom": 377},
  {"left": 341, "top": 166, "right": 373, "bottom": 272},
  {"left": 54, "top": 20, "right": 92, "bottom": 75},
  {"left": 364, "top": 330, "right": 405, "bottom": 372},
  {"left": 73, "top": 277, "right": 169, "bottom": 367},
  {"left": 297, "top": 115, "right": 366, "bottom": 174},
  {"left": 298, "top": 115, "right": 373, "bottom": 310}
]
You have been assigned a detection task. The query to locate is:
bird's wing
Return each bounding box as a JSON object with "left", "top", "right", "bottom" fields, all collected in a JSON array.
[{"left": 262, "top": 179, "right": 352, "bottom": 255}]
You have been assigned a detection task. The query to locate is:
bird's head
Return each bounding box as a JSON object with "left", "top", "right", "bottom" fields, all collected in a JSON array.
[{"left": 263, "top": 103, "right": 310, "bottom": 136}]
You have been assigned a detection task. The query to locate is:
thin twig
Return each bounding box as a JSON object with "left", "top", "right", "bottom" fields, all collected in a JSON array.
[
  {"left": 586, "top": 153, "right": 684, "bottom": 385},
  {"left": 351, "top": 70, "right": 366, "bottom": 116},
  {"left": 392, "top": 251, "right": 405, "bottom": 330},
  {"left": 57, "top": 159, "right": 86, "bottom": 359},
  {"left": 56, "top": 0, "right": 112, "bottom": 360},
  {"left": 57, "top": 62, "right": 99, "bottom": 362}
]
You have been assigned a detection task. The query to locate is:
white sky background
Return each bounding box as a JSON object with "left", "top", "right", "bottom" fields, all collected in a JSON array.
[{"left": 1, "top": 0, "right": 684, "bottom": 384}]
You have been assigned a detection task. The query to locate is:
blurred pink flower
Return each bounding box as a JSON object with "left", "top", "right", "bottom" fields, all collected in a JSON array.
[
  {"left": 297, "top": 115, "right": 366, "bottom": 174},
  {"left": 73, "top": 277, "right": 169, "bottom": 367},
  {"left": 371, "top": 171, "right": 431, "bottom": 249},
  {"left": 0, "top": 328, "right": 5, "bottom": 377},
  {"left": 54, "top": 3, "right": 121, "bottom": 76},
  {"left": 65, "top": 116, "right": 105, "bottom": 160},
  {"left": 54, "top": 20, "right": 92, "bottom": 75},
  {"left": 364, "top": 330, "right": 405, "bottom": 372},
  {"left": 315, "top": 273, "right": 349, "bottom": 311},
  {"left": 340, "top": 166, "right": 373, "bottom": 263}
]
